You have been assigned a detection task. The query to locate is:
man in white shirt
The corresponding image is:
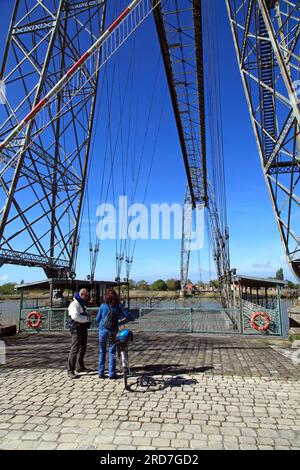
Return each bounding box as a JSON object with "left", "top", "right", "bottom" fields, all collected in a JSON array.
[{"left": 67, "top": 288, "right": 91, "bottom": 379}]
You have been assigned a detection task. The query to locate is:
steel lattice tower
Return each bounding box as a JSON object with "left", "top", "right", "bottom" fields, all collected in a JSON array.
[
  {"left": 227, "top": 0, "right": 300, "bottom": 280},
  {"left": 0, "top": 0, "right": 107, "bottom": 278}
]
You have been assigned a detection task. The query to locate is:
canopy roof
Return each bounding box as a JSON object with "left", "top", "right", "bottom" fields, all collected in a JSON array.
[
  {"left": 15, "top": 279, "right": 127, "bottom": 292},
  {"left": 234, "top": 275, "right": 287, "bottom": 289}
]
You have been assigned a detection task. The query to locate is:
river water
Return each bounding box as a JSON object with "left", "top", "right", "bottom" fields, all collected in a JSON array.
[{"left": 0, "top": 297, "right": 294, "bottom": 327}]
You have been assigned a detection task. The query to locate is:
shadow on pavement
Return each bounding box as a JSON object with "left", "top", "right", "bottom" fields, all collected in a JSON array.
[
  {"left": 126, "top": 374, "right": 200, "bottom": 393},
  {"left": 123, "top": 365, "right": 213, "bottom": 393},
  {"left": 131, "top": 364, "right": 213, "bottom": 376}
]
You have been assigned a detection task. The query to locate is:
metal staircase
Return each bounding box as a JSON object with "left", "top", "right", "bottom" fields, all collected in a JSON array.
[{"left": 259, "top": 13, "right": 276, "bottom": 163}]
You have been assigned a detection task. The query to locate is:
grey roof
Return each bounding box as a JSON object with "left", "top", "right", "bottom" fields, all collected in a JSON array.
[
  {"left": 15, "top": 278, "right": 124, "bottom": 291},
  {"left": 234, "top": 275, "right": 287, "bottom": 288}
]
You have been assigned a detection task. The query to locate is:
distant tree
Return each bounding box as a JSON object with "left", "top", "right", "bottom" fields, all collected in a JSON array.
[
  {"left": 210, "top": 279, "right": 220, "bottom": 289},
  {"left": 197, "top": 282, "right": 207, "bottom": 289},
  {"left": 287, "top": 280, "right": 296, "bottom": 289},
  {"left": 136, "top": 280, "right": 150, "bottom": 291},
  {"left": 276, "top": 268, "right": 284, "bottom": 281},
  {"left": 166, "top": 279, "right": 181, "bottom": 291},
  {"left": 0, "top": 283, "right": 16, "bottom": 295},
  {"left": 151, "top": 280, "right": 168, "bottom": 291}
]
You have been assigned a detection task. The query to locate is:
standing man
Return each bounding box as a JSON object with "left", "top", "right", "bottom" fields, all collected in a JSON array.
[{"left": 67, "top": 288, "right": 91, "bottom": 379}]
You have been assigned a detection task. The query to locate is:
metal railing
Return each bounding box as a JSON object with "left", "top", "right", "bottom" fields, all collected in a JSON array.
[
  {"left": 241, "top": 301, "right": 282, "bottom": 336},
  {"left": 139, "top": 307, "right": 242, "bottom": 334},
  {"left": 20, "top": 307, "right": 100, "bottom": 332},
  {"left": 20, "top": 301, "right": 283, "bottom": 336}
]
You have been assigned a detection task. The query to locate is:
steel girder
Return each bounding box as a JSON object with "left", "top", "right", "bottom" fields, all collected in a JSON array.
[
  {"left": 0, "top": 0, "right": 106, "bottom": 278},
  {"left": 154, "top": 0, "right": 232, "bottom": 302},
  {"left": 153, "top": 0, "right": 208, "bottom": 208},
  {"left": 227, "top": 0, "right": 300, "bottom": 280}
]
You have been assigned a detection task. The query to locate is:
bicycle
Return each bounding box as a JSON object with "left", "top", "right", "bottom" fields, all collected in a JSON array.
[{"left": 116, "top": 329, "right": 133, "bottom": 390}]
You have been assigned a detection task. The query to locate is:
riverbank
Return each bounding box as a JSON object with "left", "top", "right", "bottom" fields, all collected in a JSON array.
[
  {"left": 124, "top": 290, "right": 220, "bottom": 300},
  {"left": 0, "top": 290, "right": 220, "bottom": 302},
  {"left": 0, "top": 287, "right": 299, "bottom": 301},
  {"left": 0, "top": 291, "right": 49, "bottom": 301}
]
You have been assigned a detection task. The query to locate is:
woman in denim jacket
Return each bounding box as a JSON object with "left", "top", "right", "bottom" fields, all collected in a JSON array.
[{"left": 96, "top": 289, "right": 126, "bottom": 379}]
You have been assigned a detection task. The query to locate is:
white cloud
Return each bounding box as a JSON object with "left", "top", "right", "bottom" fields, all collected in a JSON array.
[{"left": 251, "top": 261, "right": 272, "bottom": 270}]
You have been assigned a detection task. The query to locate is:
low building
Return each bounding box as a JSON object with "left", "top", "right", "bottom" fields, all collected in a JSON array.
[
  {"left": 233, "top": 275, "right": 288, "bottom": 336},
  {"left": 15, "top": 278, "right": 129, "bottom": 332}
]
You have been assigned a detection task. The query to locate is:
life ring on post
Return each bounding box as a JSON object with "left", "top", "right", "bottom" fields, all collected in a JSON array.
[
  {"left": 250, "top": 311, "right": 271, "bottom": 332},
  {"left": 27, "top": 311, "right": 42, "bottom": 329}
]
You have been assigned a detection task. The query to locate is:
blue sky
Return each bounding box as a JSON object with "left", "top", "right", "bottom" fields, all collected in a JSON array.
[{"left": 0, "top": 0, "right": 293, "bottom": 284}]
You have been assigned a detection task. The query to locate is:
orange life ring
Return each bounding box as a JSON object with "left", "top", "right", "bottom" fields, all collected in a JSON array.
[
  {"left": 27, "top": 311, "right": 42, "bottom": 329},
  {"left": 251, "top": 311, "right": 271, "bottom": 332}
]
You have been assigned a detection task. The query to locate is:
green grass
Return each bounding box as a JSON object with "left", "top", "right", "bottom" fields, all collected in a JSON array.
[{"left": 289, "top": 334, "right": 300, "bottom": 343}]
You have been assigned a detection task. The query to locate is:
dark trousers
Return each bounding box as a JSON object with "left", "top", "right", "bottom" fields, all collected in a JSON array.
[{"left": 67, "top": 323, "right": 88, "bottom": 372}]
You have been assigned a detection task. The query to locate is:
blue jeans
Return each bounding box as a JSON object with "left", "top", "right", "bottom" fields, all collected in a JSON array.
[{"left": 98, "top": 329, "right": 117, "bottom": 377}]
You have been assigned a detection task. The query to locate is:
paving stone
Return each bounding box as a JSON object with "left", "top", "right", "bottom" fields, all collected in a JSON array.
[
  {"left": 21, "top": 431, "right": 42, "bottom": 440},
  {"left": 0, "top": 440, "right": 20, "bottom": 450},
  {"left": 141, "top": 423, "right": 161, "bottom": 432},
  {"left": 208, "top": 442, "right": 224, "bottom": 450},
  {"left": 190, "top": 440, "right": 208, "bottom": 449},
  {"left": 4, "top": 431, "right": 24, "bottom": 440},
  {"left": 113, "top": 436, "right": 132, "bottom": 445},
  {"left": 27, "top": 417, "right": 48, "bottom": 425},
  {"left": 36, "top": 442, "right": 58, "bottom": 450},
  {"left": 57, "top": 443, "right": 78, "bottom": 450},
  {"left": 144, "top": 431, "right": 160, "bottom": 438},
  {"left": 220, "top": 426, "right": 241, "bottom": 437},
  {"left": 240, "top": 427, "right": 258, "bottom": 437},
  {"left": 58, "top": 434, "right": 76, "bottom": 442},
  {"left": 95, "top": 435, "right": 115, "bottom": 445},
  {"left": 240, "top": 444, "right": 258, "bottom": 450},
  {"left": 11, "top": 416, "right": 30, "bottom": 424},
  {"left": 201, "top": 425, "right": 221, "bottom": 435},
  {"left": 238, "top": 436, "right": 257, "bottom": 445},
  {"left": 208, "top": 434, "right": 223, "bottom": 442},
  {"left": 17, "top": 440, "right": 39, "bottom": 450},
  {"left": 119, "top": 422, "right": 141, "bottom": 431},
  {"left": 171, "top": 439, "right": 190, "bottom": 449},
  {"left": 160, "top": 423, "right": 183, "bottom": 432},
  {"left": 132, "top": 437, "right": 152, "bottom": 446},
  {"left": 279, "top": 430, "right": 296, "bottom": 439},
  {"left": 183, "top": 424, "right": 200, "bottom": 434},
  {"left": 151, "top": 438, "right": 171, "bottom": 448}
]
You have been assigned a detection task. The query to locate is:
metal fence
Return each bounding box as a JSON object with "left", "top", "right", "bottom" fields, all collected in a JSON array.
[
  {"left": 139, "top": 308, "right": 242, "bottom": 334},
  {"left": 20, "top": 301, "right": 283, "bottom": 336},
  {"left": 139, "top": 304, "right": 283, "bottom": 336},
  {"left": 241, "top": 301, "right": 282, "bottom": 336},
  {"left": 20, "top": 307, "right": 100, "bottom": 332}
]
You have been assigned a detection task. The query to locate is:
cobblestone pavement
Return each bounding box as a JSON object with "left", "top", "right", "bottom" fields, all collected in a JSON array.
[{"left": 0, "top": 331, "right": 300, "bottom": 450}]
